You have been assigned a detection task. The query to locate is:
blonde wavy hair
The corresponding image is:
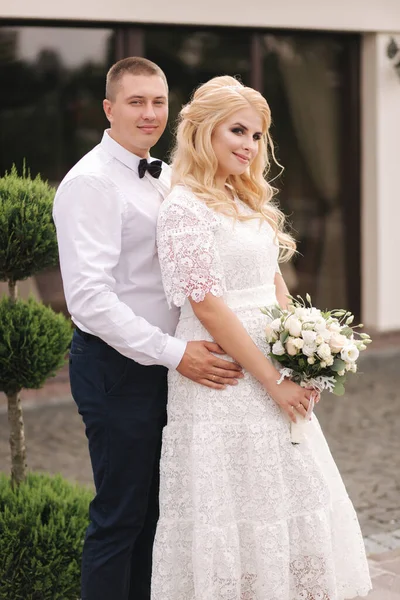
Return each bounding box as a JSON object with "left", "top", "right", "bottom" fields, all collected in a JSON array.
[{"left": 171, "top": 76, "right": 296, "bottom": 261}]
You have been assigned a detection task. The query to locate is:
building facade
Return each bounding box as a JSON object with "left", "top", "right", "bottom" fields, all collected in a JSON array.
[{"left": 1, "top": 0, "right": 399, "bottom": 331}]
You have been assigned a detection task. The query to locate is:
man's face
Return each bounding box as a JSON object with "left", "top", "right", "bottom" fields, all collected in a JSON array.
[{"left": 103, "top": 74, "right": 169, "bottom": 157}]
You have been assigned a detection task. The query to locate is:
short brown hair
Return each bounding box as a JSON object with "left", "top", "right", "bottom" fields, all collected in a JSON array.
[{"left": 105, "top": 57, "right": 168, "bottom": 101}]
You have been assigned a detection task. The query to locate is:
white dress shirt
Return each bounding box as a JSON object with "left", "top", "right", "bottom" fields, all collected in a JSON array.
[{"left": 53, "top": 130, "right": 186, "bottom": 370}]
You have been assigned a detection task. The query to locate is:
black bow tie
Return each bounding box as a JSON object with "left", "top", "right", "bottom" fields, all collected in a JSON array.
[{"left": 138, "top": 158, "right": 162, "bottom": 179}]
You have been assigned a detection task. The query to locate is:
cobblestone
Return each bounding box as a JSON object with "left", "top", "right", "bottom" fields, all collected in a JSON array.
[
  {"left": 315, "top": 346, "right": 400, "bottom": 549},
  {"left": 358, "top": 549, "right": 400, "bottom": 599}
]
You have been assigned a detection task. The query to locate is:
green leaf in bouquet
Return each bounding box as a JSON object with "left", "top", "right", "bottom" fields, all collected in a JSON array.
[
  {"left": 333, "top": 381, "right": 346, "bottom": 396},
  {"left": 340, "top": 327, "right": 353, "bottom": 338},
  {"left": 270, "top": 306, "right": 282, "bottom": 319},
  {"left": 298, "top": 358, "right": 306, "bottom": 369},
  {"left": 271, "top": 354, "right": 287, "bottom": 363},
  {"left": 331, "top": 358, "right": 346, "bottom": 372},
  {"left": 280, "top": 330, "right": 289, "bottom": 344}
]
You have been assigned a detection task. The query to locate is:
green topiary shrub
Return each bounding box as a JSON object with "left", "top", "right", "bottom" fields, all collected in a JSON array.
[
  {"left": 0, "top": 165, "right": 73, "bottom": 486},
  {"left": 0, "top": 165, "right": 59, "bottom": 282},
  {"left": 0, "top": 472, "right": 92, "bottom": 600},
  {"left": 0, "top": 296, "right": 72, "bottom": 395}
]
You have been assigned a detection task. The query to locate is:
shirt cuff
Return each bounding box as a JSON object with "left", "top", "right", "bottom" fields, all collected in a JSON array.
[{"left": 160, "top": 336, "right": 187, "bottom": 370}]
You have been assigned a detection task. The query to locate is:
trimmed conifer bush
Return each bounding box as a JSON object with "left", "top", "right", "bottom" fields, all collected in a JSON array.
[
  {"left": 0, "top": 472, "right": 92, "bottom": 600},
  {"left": 0, "top": 165, "right": 59, "bottom": 283},
  {"left": 0, "top": 296, "right": 72, "bottom": 395},
  {"left": 0, "top": 165, "right": 72, "bottom": 486}
]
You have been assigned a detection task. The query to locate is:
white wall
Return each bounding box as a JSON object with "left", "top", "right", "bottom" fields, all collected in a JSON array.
[
  {"left": 1, "top": 0, "right": 400, "bottom": 33},
  {"left": 361, "top": 33, "right": 400, "bottom": 331}
]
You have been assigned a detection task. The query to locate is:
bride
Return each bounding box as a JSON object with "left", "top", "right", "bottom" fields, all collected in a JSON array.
[{"left": 152, "top": 75, "right": 371, "bottom": 600}]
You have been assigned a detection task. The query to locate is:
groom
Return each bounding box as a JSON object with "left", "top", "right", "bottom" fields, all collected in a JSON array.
[{"left": 53, "top": 57, "right": 242, "bottom": 600}]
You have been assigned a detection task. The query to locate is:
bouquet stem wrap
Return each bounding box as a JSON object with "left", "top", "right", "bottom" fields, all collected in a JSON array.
[
  {"left": 276, "top": 369, "right": 333, "bottom": 444},
  {"left": 290, "top": 389, "right": 316, "bottom": 444}
]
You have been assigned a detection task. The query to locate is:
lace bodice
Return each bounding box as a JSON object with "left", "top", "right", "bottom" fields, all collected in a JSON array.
[{"left": 157, "top": 185, "right": 280, "bottom": 308}]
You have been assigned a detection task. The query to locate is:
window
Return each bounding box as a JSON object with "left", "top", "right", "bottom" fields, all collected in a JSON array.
[
  {"left": 259, "top": 34, "right": 360, "bottom": 313},
  {"left": 0, "top": 24, "right": 360, "bottom": 315},
  {"left": 146, "top": 28, "right": 252, "bottom": 160},
  {"left": 0, "top": 26, "right": 115, "bottom": 183}
]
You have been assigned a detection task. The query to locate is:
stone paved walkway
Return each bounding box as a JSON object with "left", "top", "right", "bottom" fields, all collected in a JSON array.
[
  {"left": 361, "top": 549, "right": 400, "bottom": 599},
  {"left": 1, "top": 342, "right": 400, "bottom": 598}
]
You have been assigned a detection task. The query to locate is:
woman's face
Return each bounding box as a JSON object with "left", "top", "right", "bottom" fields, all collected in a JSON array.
[{"left": 211, "top": 106, "right": 263, "bottom": 182}]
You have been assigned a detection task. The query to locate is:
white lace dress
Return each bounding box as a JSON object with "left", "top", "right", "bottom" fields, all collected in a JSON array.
[{"left": 152, "top": 185, "right": 371, "bottom": 600}]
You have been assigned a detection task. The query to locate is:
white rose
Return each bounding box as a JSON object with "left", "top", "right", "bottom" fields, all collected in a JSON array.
[
  {"left": 285, "top": 315, "right": 302, "bottom": 338},
  {"left": 315, "top": 335, "right": 324, "bottom": 345},
  {"left": 302, "top": 330, "right": 317, "bottom": 345},
  {"left": 272, "top": 340, "right": 285, "bottom": 356},
  {"left": 286, "top": 337, "right": 298, "bottom": 356},
  {"left": 319, "top": 328, "right": 332, "bottom": 342},
  {"left": 341, "top": 344, "right": 360, "bottom": 363},
  {"left": 307, "top": 356, "right": 315, "bottom": 365},
  {"left": 302, "top": 343, "right": 316, "bottom": 357},
  {"left": 320, "top": 361, "right": 327, "bottom": 369},
  {"left": 326, "top": 356, "right": 334, "bottom": 366},
  {"left": 302, "top": 307, "right": 321, "bottom": 324},
  {"left": 328, "top": 320, "right": 342, "bottom": 333},
  {"left": 314, "top": 318, "right": 327, "bottom": 333},
  {"left": 329, "top": 333, "right": 348, "bottom": 353},
  {"left": 265, "top": 324, "right": 276, "bottom": 344},
  {"left": 293, "top": 338, "right": 304, "bottom": 350},
  {"left": 270, "top": 318, "right": 282, "bottom": 333},
  {"left": 317, "top": 343, "right": 332, "bottom": 361},
  {"left": 294, "top": 307, "right": 308, "bottom": 320}
]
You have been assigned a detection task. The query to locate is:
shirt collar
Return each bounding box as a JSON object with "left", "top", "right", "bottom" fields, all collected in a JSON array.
[
  {"left": 100, "top": 129, "right": 171, "bottom": 196},
  {"left": 101, "top": 129, "right": 157, "bottom": 173}
]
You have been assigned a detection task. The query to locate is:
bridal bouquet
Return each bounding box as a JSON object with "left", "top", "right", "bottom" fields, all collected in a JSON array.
[{"left": 261, "top": 294, "right": 372, "bottom": 444}]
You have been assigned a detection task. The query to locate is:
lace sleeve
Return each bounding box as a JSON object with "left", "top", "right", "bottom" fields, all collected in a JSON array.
[{"left": 157, "top": 191, "right": 226, "bottom": 308}]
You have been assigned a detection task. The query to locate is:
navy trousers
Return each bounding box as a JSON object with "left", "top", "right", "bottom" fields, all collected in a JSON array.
[{"left": 69, "top": 329, "right": 168, "bottom": 600}]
